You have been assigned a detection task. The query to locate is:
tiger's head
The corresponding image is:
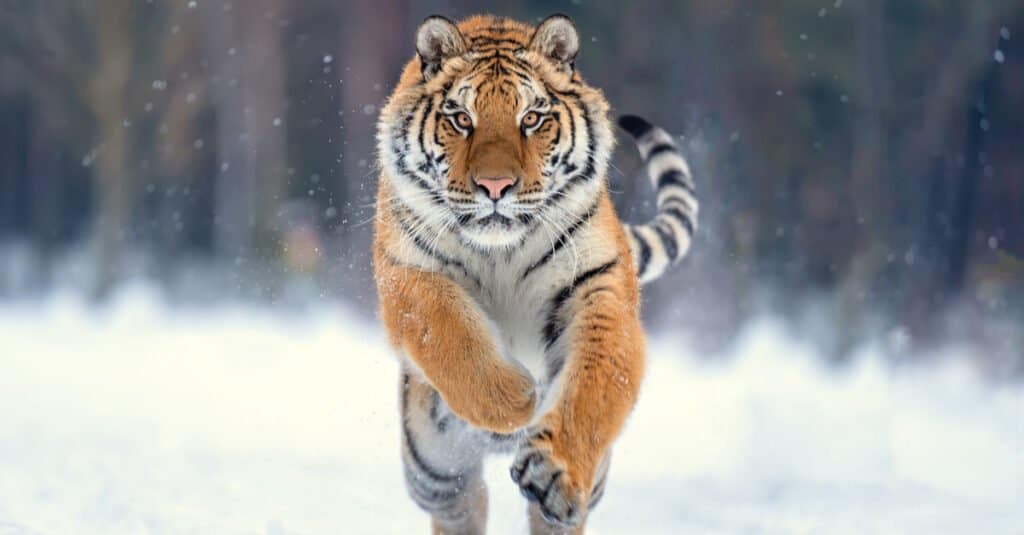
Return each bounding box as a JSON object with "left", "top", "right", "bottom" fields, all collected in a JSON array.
[{"left": 378, "top": 14, "right": 614, "bottom": 250}]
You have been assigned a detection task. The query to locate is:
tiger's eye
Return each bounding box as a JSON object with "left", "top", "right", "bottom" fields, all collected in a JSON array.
[
  {"left": 522, "top": 111, "right": 541, "bottom": 128},
  {"left": 454, "top": 112, "right": 473, "bottom": 129}
]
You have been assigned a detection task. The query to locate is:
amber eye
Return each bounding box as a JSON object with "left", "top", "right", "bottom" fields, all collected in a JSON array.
[
  {"left": 453, "top": 112, "right": 473, "bottom": 129},
  {"left": 521, "top": 111, "right": 541, "bottom": 128}
]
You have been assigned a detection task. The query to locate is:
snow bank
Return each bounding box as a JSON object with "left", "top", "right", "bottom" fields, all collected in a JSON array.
[{"left": 0, "top": 288, "right": 1020, "bottom": 534}]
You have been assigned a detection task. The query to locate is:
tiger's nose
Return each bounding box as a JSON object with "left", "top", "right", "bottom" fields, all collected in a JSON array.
[{"left": 474, "top": 177, "right": 517, "bottom": 201}]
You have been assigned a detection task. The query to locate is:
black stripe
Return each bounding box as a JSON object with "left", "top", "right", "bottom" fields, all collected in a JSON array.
[
  {"left": 663, "top": 193, "right": 696, "bottom": 212},
  {"left": 538, "top": 470, "right": 564, "bottom": 503},
  {"left": 544, "top": 83, "right": 583, "bottom": 100},
  {"left": 656, "top": 169, "right": 695, "bottom": 195},
  {"left": 659, "top": 192, "right": 697, "bottom": 212},
  {"left": 579, "top": 285, "right": 614, "bottom": 303},
  {"left": 428, "top": 391, "right": 451, "bottom": 433},
  {"left": 549, "top": 110, "right": 563, "bottom": 149},
  {"left": 531, "top": 428, "right": 553, "bottom": 442},
  {"left": 380, "top": 252, "right": 406, "bottom": 268},
  {"left": 630, "top": 227, "right": 652, "bottom": 277},
  {"left": 521, "top": 199, "right": 600, "bottom": 281},
  {"left": 395, "top": 209, "right": 483, "bottom": 289},
  {"left": 565, "top": 101, "right": 577, "bottom": 168},
  {"left": 653, "top": 222, "right": 679, "bottom": 260},
  {"left": 512, "top": 69, "right": 534, "bottom": 83},
  {"left": 433, "top": 112, "right": 446, "bottom": 147},
  {"left": 400, "top": 373, "right": 461, "bottom": 483},
  {"left": 662, "top": 206, "right": 696, "bottom": 237},
  {"left": 405, "top": 479, "right": 462, "bottom": 514},
  {"left": 420, "top": 62, "right": 440, "bottom": 81},
  {"left": 469, "top": 35, "right": 522, "bottom": 46},
  {"left": 488, "top": 431, "right": 521, "bottom": 443},
  {"left": 588, "top": 474, "right": 608, "bottom": 510},
  {"left": 402, "top": 420, "right": 460, "bottom": 483},
  {"left": 542, "top": 258, "right": 619, "bottom": 350},
  {"left": 542, "top": 170, "right": 593, "bottom": 208},
  {"left": 398, "top": 216, "right": 441, "bottom": 259},
  {"left": 404, "top": 464, "right": 462, "bottom": 501},
  {"left": 617, "top": 114, "right": 653, "bottom": 139},
  {"left": 472, "top": 51, "right": 532, "bottom": 72},
  {"left": 416, "top": 96, "right": 435, "bottom": 161},
  {"left": 646, "top": 143, "right": 676, "bottom": 160},
  {"left": 504, "top": 64, "right": 535, "bottom": 82},
  {"left": 491, "top": 58, "right": 511, "bottom": 76},
  {"left": 547, "top": 354, "right": 566, "bottom": 382},
  {"left": 511, "top": 451, "right": 543, "bottom": 481},
  {"left": 471, "top": 42, "right": 525, "bottom": 52}
]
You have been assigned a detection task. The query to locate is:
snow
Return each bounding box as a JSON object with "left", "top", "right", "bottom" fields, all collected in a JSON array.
[{"left": 0, "top": 288, "right": 1021, "bottom": 534}]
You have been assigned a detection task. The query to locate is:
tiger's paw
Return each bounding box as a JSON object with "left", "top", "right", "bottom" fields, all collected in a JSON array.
[
  {"left": 510, "top": 430, "right": 587, "bottom": 528},
  {"left": 447, "top": 361, "right": 537, "bottom": 434}
]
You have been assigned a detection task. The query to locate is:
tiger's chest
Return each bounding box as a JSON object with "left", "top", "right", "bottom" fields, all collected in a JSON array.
[{"left": 458, "top": 254, "right": 569, "bottom": 386}]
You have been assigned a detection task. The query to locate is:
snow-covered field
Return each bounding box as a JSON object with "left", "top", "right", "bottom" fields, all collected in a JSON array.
[{"left": 1, "top": 288, "right": 1021, "bottom": 535}]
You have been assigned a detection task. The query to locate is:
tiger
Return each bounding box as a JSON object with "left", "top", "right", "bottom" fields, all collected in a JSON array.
[{"left": 373, "top": 13, "right": 698, "bottom": 534}]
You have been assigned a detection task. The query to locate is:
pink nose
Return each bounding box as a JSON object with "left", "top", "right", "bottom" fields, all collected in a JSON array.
[{"left": 474, "top": 177, "right": 517, "bottom": 200}]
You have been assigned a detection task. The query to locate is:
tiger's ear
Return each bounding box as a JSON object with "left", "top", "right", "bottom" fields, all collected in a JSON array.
[
  {"left": 529, "top": 14, "right": 580, "bottom": 71},
  {"left": 416, "top": 16, "right": 466, "bottom": 81}
]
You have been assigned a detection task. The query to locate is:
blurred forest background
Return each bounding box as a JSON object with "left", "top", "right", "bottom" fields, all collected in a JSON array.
[{"left": 1, "top": 0, "right": 1021, "bottom": 370}]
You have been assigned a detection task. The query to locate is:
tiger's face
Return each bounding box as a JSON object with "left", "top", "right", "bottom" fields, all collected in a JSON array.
[{"left": 378, "top": 15, "right": 613, "bottom": 250}]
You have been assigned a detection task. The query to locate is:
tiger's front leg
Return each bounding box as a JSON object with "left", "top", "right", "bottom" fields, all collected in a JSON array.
[
  {"left": 377, "top": 261, "right": 539, "bottom": 434},
  {"left": 511, "top": 262, "right": 644, "bottom": 531}
]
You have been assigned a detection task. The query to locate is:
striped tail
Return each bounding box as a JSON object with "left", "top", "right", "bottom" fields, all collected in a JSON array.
[{"left": 618, "top": 115, "right": 699, "bottom": 285}]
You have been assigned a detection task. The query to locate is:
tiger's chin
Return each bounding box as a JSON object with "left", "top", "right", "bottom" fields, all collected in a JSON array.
[{"left": 459, "top": 215, "right": 529, "bottom": 249}]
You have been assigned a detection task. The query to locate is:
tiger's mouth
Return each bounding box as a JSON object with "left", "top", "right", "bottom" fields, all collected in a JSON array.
[
  {"left": 477, "top": 213, "right": 515, "bottom": 226},
  {"left": 458, "top": 209, "right": 529, "bottom": 248}
]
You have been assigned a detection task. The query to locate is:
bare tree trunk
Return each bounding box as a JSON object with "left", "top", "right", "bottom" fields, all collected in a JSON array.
[
  {"left": 202, "top": 0, "right": 287, "bottom": 264},
  {"left": 833, "top": 0, "right": 892, "bottom": 357},
  {"left": 27, "top": 104, "right": 61, "bottom": 289},
  {"left": 895, "top": 2, "right": 1003, "bottom": 339},
  {"left": 850, "top": 0, "right": 890, "bottom": 245},
  {"left": 86, "top": 0, "right": 134, "bottom": 300},
  {"left": 339, "top": 0, "right": 407, "bottom": 256},
  {"left": 947, "top": 57, "right": 999, "bottom": 295},
  {"left": 151, "top": 3, "right": 205, "bottom": 276},
  {"left": 202, "top": 4, "right": 251, "bottom": 260},
  {"left": 239, "top": 0, "right": 287, "bottom": 254}
]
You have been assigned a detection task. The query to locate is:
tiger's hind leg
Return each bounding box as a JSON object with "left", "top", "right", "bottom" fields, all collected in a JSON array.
[
  {"left": 401, "top": 369, "right": 490, "bottom": 534},
  {"left": 526, "top": 451, "right": 611, "bottom": 535}
]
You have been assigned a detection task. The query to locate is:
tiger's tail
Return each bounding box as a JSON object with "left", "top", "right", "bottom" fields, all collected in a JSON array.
[{"left": 618, "top": 115, "right": 699, "bottom": 285}]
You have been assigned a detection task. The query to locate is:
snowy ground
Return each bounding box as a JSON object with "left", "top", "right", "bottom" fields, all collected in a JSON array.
[{"left": 1, "top": 288, "right": 1021, "bottom": 535}]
